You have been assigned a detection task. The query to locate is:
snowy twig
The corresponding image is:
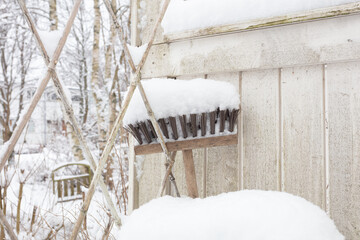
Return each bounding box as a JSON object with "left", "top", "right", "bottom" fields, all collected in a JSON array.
[{"left": 0, "top": 210, "right": 17, "bottom": 240}]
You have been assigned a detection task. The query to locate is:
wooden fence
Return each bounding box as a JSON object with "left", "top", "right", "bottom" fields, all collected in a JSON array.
[
  {"left": 51, "top": 163, "right": 92, "bottom": 202},
  {"left": 129, "top": 1, "right": 360, "bottom": 239}
]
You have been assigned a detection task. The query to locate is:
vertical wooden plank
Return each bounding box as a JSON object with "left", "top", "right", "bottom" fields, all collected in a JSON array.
[
  {"left": 129, "top": 0, "right": 141, "bottom": 213},
  {"left": 241, "top": 69, "right": 279, "bottom": 190},
  {"left": 193, "top": 149, "right": 205, "bottom": 198},
  {"left": 128, "top": 136, "right": 139, "bottom": 213},
  {"left": 57, "top": 181, "right": 62, "bottom": 198},
  {"left": 238, "top": 72, "right": 244, "bottom": 190},
  {"left": 279, "top": 68, "right": 285, "bottom": 192},
  {"left": 138, "top": 153, "right": 163, "bottom": 205},
  {"left": 70, "top": 180, "right": 75, "bottom": 196},
  {"left": 130, "top": 0, "right": 140, "bottom": 46},
  {"left": 169, "top": 144, "right": 206, "bottom": 198},
  {"left": 129, "top": 0, "right": 141, "bottom": 212},
  {"left": 140, "top": 0, "right": 164, "bottom": 44},
  {"left": 52, "top": 173, "right": 55, "bottom": 194},
  {"left": 203, "top": 148, "right": 207, "bottom": 197},
  {"left": 205, "top": 145, "right": 238, "bottom": 195},
  {"left": 182, "top": 150, "right": 199, "bottom": 198},
  {"left": 206, "top": 72, "right": 239, "bottom": 196},
  {"left": 77, "top": 180, "right": 81, "bottom": 194},
  {"left": 327, "top": 61, "right": 360, "bottom": 239},
  {"left": 322, "top": 64, "right": 330, "bottom": 214},
  {"left": 282, "top": 65, "right": 324, "bottom": 208},
  {"left": 83, "top": 176, "right": 89, "bottom": 187},
  {"left": 64, "top": 180, "right": 68, "bottom": 197},
  {"left": 171, "top": 151, "right": 187, "bottom": 196}
]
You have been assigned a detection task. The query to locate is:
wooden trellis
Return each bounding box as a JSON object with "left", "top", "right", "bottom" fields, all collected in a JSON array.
[
  {"left": 0, "top": 1, "right": 86, "bottom": 238},
  {"left": 0, "top": 0, "right": 124, "bottom": 238},
  {"left": 14, "top": 1, "right": 123, "bottom": 229},
  {"left": 0, "top": 0, "right": 239, "bottom": 239},
  {"left": 0, "top": 0, "right": 176, "bottom": 238},
  {"left": 70, "top": 1, "right": 179, "bottom": 238}
]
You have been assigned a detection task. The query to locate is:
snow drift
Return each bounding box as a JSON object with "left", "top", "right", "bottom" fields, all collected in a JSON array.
[{"left": 118, "top": 190, "right": 344, "bottom": 240}]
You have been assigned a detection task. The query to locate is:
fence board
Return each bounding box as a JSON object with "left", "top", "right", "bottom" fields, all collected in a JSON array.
[
  {"left": 281, "top": 65, "right": 325, "bottom": 208},
  {"left": 70, "top": 180, "right": 75, "bottom": 196},
  {"left": 134, "top": 3, "right": 360, "bottom": 238},
  {"left": 138, "top": 154, "right": 163, "bottom": 205},
  {"left": 206, "top": 73, "right": 239, "bottom": 196},
  {"left": 171, "top": 151, "right": 187, "bottom": 195},
  {"left": 327, "top": 62, "right": 360, "bottom": 239},
  {"left": 242, "top": 69, "right": 280, "bottom": 190}
]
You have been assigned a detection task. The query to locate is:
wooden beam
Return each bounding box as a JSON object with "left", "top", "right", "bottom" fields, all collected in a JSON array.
[
  {"left": 182, "top": 150, "right": 199, "bottom": 198},
  {"left": 128, "top": 136, "right": 139, "bottom": 214},
  {"left": 135, "top": 134, "right": 238, "bottom": 155}
]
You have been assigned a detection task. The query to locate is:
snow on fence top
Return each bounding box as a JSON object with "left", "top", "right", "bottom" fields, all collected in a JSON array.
[
  {"left": 118, "top": 190, "right": 344, "bottom": 240},
  {"left": 162, "top": 0, "right": 358, "bottom": 34},
  {"left": 123, "top": 78, "right": 240, "bottom": 125}
]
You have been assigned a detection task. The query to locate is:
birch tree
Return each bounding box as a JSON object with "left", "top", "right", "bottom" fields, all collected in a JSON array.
[
  {"left": 61, "top": 0, "right": 91, "bottom": 126},
  {"left": 49, "top": 0, "right": 58, "bottom": 30},
  {"left": 48, "top": 0, "right": 86, "bottom": 163},
  {"left": 103, "top": 0, "right": 118, "bottom": 189},
  {"left": 0, "top": 1, "right": 36, "bottom": 238},
  {"left": 0, "top": 1, "right": 34, "bottom": 144},
  {"left": 91, "top": 0, "right": 108, "bottom": 155}
]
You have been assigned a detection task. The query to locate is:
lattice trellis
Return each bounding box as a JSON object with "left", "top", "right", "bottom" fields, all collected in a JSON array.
[
  {"left": 0, "top": 0, "right": 239, "bottom": 238},
  {"left": 0, "top": 0, "right": 177, "bottom": 239}
]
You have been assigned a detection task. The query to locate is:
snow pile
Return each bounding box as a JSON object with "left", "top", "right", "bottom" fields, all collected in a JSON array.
[
  {"left": 127, "top": 43, "right": 148, "bottom": 66},
  {"left": 119, "top": 190, "right": 344, "bottom": 240},
  {"left": 5, "top": 142, "right": 127, "bottom": 239},
  {"left": 38, "top": 30, "right": 62, "bottom": 58},
  {"left": 123, "top": 78, "right": 240, "bottom": 125},
  {"left": 162, "top": 0, "right": 358, "bottom": 33}
]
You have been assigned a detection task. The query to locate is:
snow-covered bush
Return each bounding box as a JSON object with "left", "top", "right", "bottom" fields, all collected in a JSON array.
[{"left": 119, "top": 190, "right": 344, "bottom": 240}]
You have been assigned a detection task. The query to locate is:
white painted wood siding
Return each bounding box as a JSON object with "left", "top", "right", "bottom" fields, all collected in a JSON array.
[{"left": 132, "top": 2, "right": 360, "bottom": 238}]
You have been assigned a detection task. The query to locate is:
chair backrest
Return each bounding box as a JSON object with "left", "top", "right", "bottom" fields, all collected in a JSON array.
[{"left": 51, "top": 163, "right": 92, "bottom": 202}]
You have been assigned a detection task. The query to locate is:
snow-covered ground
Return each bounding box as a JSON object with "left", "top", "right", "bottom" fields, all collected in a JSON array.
[
  {"left": 119, "top": 190, "right": 344, "bottom": 240},
  {"left": 0, "top": 137, "right": 126, "bottom": 239},
  {"left": 162, "top": 0, "right": 359, "bottom": 33}
]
